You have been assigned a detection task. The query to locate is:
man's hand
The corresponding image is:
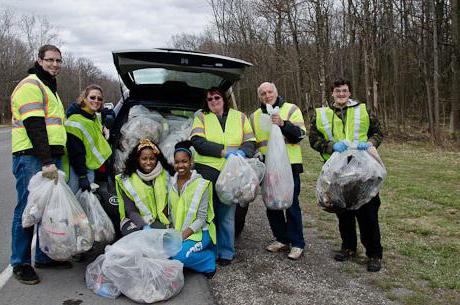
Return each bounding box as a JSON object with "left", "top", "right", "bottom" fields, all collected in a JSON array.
[
  {"left": 332, "top": 141, "right": 348, "bottom": 153},
  {"left": 271, "top": 113, "right": 284, "bottom": 127},
  {"left": 182, "top": 228, "right": 193, "bottom": 240},
  {"left": 42, "top": 164, "right": 58, "bottom": 184}
]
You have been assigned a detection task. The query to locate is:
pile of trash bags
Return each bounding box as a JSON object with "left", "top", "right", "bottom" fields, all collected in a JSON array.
[
  {"left": 262, "top": 105, "right": 294, "bottom": 210},
  {"left": 114, "top": 105, "right": 193, "bottom": 173},
  {"left": 76, "top": 190, "right": 115, "bottom": 243},
  {"left": 216, "top": 155, "right": 265, "bottom": 207},
  {"left": 86, "top": 229, "right": 184, "bottom": 303},
  {"left": 22, "top": 171, "right": 94, "bottom": 260},
  {"left": 316, "top": 149, "right": 387, "bottom": 212}
]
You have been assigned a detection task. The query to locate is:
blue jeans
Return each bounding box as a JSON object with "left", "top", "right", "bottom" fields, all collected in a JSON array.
[
  {"left": 266, "top": 173, "right": 305, "bottom": 248},
  {"left": 11, "top": 155, "right": 62, "bottom": 266},
  {"left": 68, "top": 166, "right": 94, "bottom": 194},
  {"left": 214, "top": 201, "right": 236, "bottom": 260},
  {"left": 171, "top": 230, "right": 216, "bottom": 273}
]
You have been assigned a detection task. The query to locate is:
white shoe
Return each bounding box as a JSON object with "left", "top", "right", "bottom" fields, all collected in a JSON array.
[
  {"left": 288, "top": 247, "right": 303, "bottom": 260},
  {"left": 266, "top": 241, "right": 289, "bottom": 253}
]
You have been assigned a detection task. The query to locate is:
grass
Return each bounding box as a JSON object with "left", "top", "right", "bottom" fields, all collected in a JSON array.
[{"left": 300, "top": 141, "right": 460, "bottom": 305}]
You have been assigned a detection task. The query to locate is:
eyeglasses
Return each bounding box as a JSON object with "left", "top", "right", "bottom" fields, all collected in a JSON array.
[
  {"left": 333, "top": 89, "right": 349, "bottom": 94},
  {"left": 42, "top": 58, "right": 63, "bottom": 64},
  {"left": 88, "top": 96, "right": 103, "bottom": 102},
  {"left": 207, "top": 95, "right": 222, "bottom": 102}
]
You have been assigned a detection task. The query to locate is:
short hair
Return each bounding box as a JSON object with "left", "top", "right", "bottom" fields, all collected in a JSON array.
[
  {"left": 77, "top": 84, "right": 104, "bottom": 106},
  {"left": 257, "top": 82, "right": 278, "bottom": 98},
  {"left": 38, "top": 45, "right": 61, "bottom": 59},
  {"left": 331, "top": 78, "right": 352, "bottom": 93},
  {"left": 202, "top": 87, "right": 229, "bottom": 113}
]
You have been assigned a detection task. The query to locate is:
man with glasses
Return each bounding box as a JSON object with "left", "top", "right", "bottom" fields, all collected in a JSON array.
[
  {"left": 10, "top": 44, "right": 71, "bottom": 285},
  {"left": 309, "top": 78, "right": 384, "bottom": 272}
]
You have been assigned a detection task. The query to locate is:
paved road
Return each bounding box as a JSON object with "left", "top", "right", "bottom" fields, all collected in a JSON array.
[{"left": 0, "top": 127, "right": 214, "bottom": 305}]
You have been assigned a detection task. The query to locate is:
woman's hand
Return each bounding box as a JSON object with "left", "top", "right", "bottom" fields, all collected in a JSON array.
[{"left": 182, "top": 228, "right": 194, "bottom": 240}]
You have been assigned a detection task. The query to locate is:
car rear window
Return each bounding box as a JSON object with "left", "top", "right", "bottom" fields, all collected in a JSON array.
[{"left": 132, "top": 68, "right": 223, "bottom": 89}]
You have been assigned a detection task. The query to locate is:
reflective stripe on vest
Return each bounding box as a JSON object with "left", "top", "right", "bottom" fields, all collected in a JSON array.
[
  {"left": 182, "top": 179, "right": 207, "bottom": 231},
  {"left": 12, "top": 117, "right": 63, "bottom": 128},
  {"left": 121, "top": 177, "right": 154, "bottom": 220},
  {"left": 65, "top": 120, "right": 105, "bottom": 164},
  {"left": 319, "top": 107, "right": 334, "bottom": 141},
  {"left": 352, "top": 105, "right": 361, "bottom": 145}
]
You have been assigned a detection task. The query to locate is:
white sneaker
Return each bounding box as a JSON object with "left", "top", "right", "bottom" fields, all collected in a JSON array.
[
  {"left": 288, "top": 247, "right": 303, "bottom": 260},
  {"left": 266, "top": 241, "right": 289, "bottom": 253}
]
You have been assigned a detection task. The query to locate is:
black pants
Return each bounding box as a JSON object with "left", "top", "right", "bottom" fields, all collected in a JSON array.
[{"left": 336, "top": 194, "right": 383, "bottom": 258}]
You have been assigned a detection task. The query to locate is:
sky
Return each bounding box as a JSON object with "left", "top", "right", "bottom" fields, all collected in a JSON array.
[{"left": 1, "top": 0, "right": 213, "bottom": 77}]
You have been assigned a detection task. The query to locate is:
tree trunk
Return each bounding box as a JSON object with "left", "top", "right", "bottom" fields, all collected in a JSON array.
[
  {"left": 450, "top": 0, "right": 460, "bottom": 140},
  {"left": 431, "top": 0, "right": 441, "bottom": 141}
]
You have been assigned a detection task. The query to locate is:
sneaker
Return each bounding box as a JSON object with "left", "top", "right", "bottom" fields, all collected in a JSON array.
[
  {"left": 35, "top": 260, "right": 73, "bottom": 269},
  {"left": 203, "top": 270, "right": 216, "bottom": 279},
  {"left": 13, "top": 264, "right": 40, "bottom": 285},
  {"left": 334, "top": 249, "right": 356, "bottom": 262},
  {"left": 287, "top": 247, "right": 303, "bottom": 260},
  {"left": 266, "top": 241, "right": 289, "bottom": 253},
  {"left": 217, "top": 258, "right": 232, "bottom": 266},
  {"left": 367, "top": 257, "right": 382, "bottom": 272}
]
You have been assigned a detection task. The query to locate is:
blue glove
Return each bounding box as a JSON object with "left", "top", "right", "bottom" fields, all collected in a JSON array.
[
  {"left": 143, "top": 224, "right": 153, "bottom": 231},
  {"left": 225, "top": 150, "right": 246, "bottom": 159},
  {"left": 357, "top": 142, "right": 370, "bottom": 150},
  {"left": 332, "top": 141, "right": 348, "bottom": 153}
]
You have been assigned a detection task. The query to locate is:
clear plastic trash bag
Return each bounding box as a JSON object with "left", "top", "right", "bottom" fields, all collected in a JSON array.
[
  {"left": 22, "top": 171, "right": 56, "bottom": 228},
  {"left": 246, "top": 158, "right": 266, "bottom": 183},
  {"left": 113, "top": 148, "right": 129, "bottom": 174},
  {"left": 159, "top": 118, "right": 193, "bottom": 165},
  {"left": 316, "top": 148, "right": 387, "bottom": 212},
  {"left": 216, "top": 155, "right": 260, "bottom": 207},
  {"left": 39, "top": 171, "right": 94, "bottom": 260},
  {"left": 77, "top": 190, "right": 115, "bottom": 243},
  {"left": 262, "top": 124, "right": 294, "bottom": 210},
  {"left": 85, "top": 254, "right": 120, "bottom": 299}
]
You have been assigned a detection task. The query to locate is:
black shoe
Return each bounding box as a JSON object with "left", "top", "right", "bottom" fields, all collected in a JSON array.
[
  {"left": 203, "top": 270, "right": 216, "bottom": 279},
  {"left": 13, "top": 265, "right": 40, "bottom": 285},
  {"left": 35, "top": 260, "right": 73, "bottom": 269},
  {"left": 334, "top": 249, "right": 356, "bottom": 262},
  {"left": 367, "top": 257, "right": 382, "bottom": 272},
  {"left": 217, "top": 258, "right": 232, "bottom": 266}
]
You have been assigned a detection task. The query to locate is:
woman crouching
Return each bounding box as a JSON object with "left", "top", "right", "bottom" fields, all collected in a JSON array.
[{"left": 169, "top": 141, "right": 216, "bottom": 278}]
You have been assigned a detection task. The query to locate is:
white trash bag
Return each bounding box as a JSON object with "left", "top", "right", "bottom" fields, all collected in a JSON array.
[
  {"left": 316, "top": 148, "right": 387, "bottom": 212},
  {"left": 216, "top": 155, "right": 260, "bottom": 207},
  {"left": 246, "top": 158, "right": 266, "bottom": 184},
  {"left": 85, "top": 254, "right": 120, "bottom": 299},
  {"left": 262, "top": 105, "right": 294, "bottom": 210},
  {"left": 39, "top": 171, "right": 94, "bottom": 260},
  {"left": 22, "top": 172, "right": 56, "bottom": 228},
  {"left": 77, "top": 190, "right": 115, "bottom": 243}
]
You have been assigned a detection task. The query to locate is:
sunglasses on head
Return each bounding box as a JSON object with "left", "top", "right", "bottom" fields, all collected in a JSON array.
[
  {"left": 207, "top": 95, "right": 222, "bottom": 102},
  {"left": 88, "top": 96, "right": 103, "bottom": 102}
]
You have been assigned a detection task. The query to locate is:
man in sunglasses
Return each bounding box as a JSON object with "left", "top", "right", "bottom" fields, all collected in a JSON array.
[
  {"left": 10, "top": 44, "right": 71, "bottom": 285},
  {"left": 309, "top": 78, "right": 384, "bottom": 272}
]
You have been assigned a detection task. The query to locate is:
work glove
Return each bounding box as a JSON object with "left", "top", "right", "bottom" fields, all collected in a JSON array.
[
  {"left": 42, "top": 164, "right": 59, "bottom": 184},
  {"left": 225, "top": 149, "right": 246, "bottom": 159},
  {"left": 78, "top": 176, "right": 91, "bottom": 192},
  {"left": 143, "top": 224, "right": 153, "bottom": 231},
  {"left": 357, "top": 142, "right": 371, "bottom": 150},
  {"left": 332, "top": 141, "right": 348, "bottom": 153},
  {"left": 101, "top": 108, "right": 115, "bottom": 129}
]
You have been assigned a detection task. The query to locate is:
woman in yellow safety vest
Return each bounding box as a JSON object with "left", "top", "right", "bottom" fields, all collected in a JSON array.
[
  {"left": 115, "top": 139, "right": 171, "bottom": 236},
  {"left": 190, "top": 87, "right": 256, "bottom": 266},
  {"left": 65, "top": 84, "right": 112, "bottom": 193},
  {"left": 168, "top": 141, "right": 216, "bottom": 278}
]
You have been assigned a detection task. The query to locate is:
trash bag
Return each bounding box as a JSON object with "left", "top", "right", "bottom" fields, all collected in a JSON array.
[
  {"left": 246, "top": 158, "right": 266, "bottom": 184},
  {"left": 262, "top": 121, "right": 294, "bottom": 210},
  {"left": 85, "top": 254, "right": 120, "bottom": 299},
  {"left": 77, "top": 190, "right": 115, "bottom": 243},
  {"left": 216, "top": 155, "right": 260, "bottom": 207},
  {"left": 22, "top": 172, "right": 56, "bottom": 228},
  {"left": 159, "top": 116, "right": 193, "bottom": 165},
  {"left": 113, "top": 148, "right": 129, "bottom": 174},
  {"left": 316, "top": 149, "right": 387, "bottom": 212},
  {"left": 39, "top": 171, "right": 94, "bottom": 260},
  {"left": 102, "top": 254, "right": 184, "bottom": 304},
  {"left": 100, "top": 229, "right": 184, "bottom": 303}
]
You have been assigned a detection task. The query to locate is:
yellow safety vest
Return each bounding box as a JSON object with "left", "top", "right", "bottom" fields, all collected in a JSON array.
[
  {"left": 115, "top": 170, "right": 169, "bottom": 225},
  {"left": 191, "top": 108, "right": 255, "bottom": 171},
  {"left": 250, "top": 102, "right": 305, "bottom": 164},
  {"left": 11, "top": 74, "right": 66, "bottom": 153},
  {"left": 65, "top": 113, "right": 112, "bottom": 170},
  {"left": 168, "top": 177, "right": 216, "bottom": 244},
  {"left": 315, "top": 103, "right": 370, "bottom": 160}
]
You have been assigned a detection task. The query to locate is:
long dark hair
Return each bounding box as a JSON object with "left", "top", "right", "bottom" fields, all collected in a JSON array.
[
  {"left": 123, "top": 142, "right": 173, "bottom": 177},
  {"left": 201, "top": 87, "right": 230, "bottom": 114}
]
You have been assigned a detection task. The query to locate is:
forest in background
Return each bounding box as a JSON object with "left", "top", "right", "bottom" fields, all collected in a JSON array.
[{"left": 171, "top": 0, "right": 459, "bottom": 143}]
